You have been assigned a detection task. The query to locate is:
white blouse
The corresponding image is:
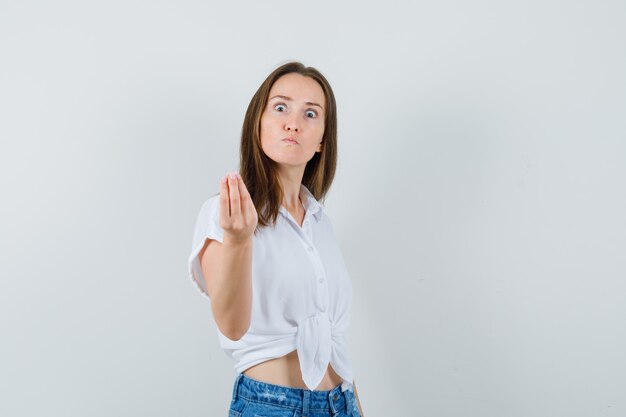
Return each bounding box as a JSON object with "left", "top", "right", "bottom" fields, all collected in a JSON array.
[{"left": 188, "top": 183, "right": 355, "bottom": 392}]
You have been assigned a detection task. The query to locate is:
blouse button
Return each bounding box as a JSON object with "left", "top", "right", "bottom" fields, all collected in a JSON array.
[
  {"left": 308, "top": 246, "right": 314, "bottom": 252},
  {"left": 318, "top": 277, "right": 324, "bottom": 283}
]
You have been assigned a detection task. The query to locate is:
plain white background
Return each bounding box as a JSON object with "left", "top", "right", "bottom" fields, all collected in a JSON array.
[{"left": 1, "top": 1, "right": 625, "bottom": 416}]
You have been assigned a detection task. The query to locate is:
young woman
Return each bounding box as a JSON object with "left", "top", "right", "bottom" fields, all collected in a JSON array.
[{"left": 188, "top": 61, "right": 364, "bottom": 417}]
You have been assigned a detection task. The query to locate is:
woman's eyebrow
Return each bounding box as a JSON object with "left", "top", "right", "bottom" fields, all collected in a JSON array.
[{"left": 269, "top": 95, "right": 324, "bottom": 111}]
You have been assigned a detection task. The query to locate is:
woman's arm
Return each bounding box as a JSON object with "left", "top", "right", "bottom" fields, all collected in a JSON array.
[{"left": 200, "top": 173, "right": 257, "bottom": 341}]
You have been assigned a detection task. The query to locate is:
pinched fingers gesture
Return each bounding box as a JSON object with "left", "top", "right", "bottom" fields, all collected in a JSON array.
[{"left": 219, "top": 172, "right": 258, "bottom": 244}]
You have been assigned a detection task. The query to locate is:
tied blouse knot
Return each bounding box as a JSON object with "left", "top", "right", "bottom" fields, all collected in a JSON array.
[{"left": 188, "top": 184, "right": 355, "bottom": 392}]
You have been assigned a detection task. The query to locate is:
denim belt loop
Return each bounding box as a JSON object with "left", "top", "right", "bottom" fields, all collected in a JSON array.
[
  {"left": 343, "top": 388, "right": 353, "bottom": 414},
  {"left": 302, "top": 389, "right": 310, "bottom": 417},
  {"left": 328, "top": 389, "right": 342, "bottom": 415},
  {"left": 231, "top": 373, "right": 243, "bottom": 402}
]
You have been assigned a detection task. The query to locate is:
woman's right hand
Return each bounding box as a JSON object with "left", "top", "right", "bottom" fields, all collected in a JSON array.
[{"left": 219, "top": 171, "right": 258, "bottom": 245}]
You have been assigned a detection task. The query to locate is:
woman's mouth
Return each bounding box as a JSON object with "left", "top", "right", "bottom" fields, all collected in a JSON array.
[{"left": 282, "top": 137, "right": 298, "bottom": 144}]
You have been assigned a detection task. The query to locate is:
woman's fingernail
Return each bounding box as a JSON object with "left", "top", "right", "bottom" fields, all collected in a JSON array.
[
  {"left": 229, "top": 172, "right": 236, "bottom": 180},
  {"left": 236, "top": 172, "right": 241, "bottom": 179},
  {"left": 221, "top": 176, "right": 227, "bottom": 184}
]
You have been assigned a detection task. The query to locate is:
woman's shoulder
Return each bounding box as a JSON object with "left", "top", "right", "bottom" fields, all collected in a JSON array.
[
  {"left": 191, "top": 193, "right": 221, "bottom": 226},
  {"left": 317, "top": 209, "right": 334, "bottom": 228},
  {"left": 200, "top": 193, "right": 221, "bottom": 210}
]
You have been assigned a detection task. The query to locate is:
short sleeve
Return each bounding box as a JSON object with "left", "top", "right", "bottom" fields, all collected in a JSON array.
[{"left": 188, "top": 195, "right": 224, "bottom": 298}]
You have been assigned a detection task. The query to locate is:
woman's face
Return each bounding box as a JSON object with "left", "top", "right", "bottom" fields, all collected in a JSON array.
[{"left": 260, "top": 73, "right": 325, "bottom": 170}]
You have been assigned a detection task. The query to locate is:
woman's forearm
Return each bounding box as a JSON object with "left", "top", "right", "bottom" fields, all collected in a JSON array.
[{"left": 208, "top": 237, "right": 253, "bottom": 340}]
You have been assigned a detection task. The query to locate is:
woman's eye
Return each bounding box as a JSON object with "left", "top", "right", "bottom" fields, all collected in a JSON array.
[
  {"left": 306, "top": 110, "right": 317, "bottom": 118},
  {"left": 274, "top": 104, "right": 286, "bottom": 112}
]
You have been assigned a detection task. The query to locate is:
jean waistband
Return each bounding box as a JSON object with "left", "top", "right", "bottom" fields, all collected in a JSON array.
[{"left": 232, "top": 373, "right": 348, "bottom": 413}]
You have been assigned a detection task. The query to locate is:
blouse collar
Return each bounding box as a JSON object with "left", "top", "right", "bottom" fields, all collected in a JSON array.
[{"left": 278, "top": 183, "right": 324, "bottom": 223}]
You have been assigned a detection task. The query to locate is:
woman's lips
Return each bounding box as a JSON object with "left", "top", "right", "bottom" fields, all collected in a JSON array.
[{"left": 282, "top": 138, "right": 298, "bottom": 144}]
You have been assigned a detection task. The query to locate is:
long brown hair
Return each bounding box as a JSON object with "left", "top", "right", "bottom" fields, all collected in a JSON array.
[{"left": 240, "top": 61, "right": 338, "bottom": 233}]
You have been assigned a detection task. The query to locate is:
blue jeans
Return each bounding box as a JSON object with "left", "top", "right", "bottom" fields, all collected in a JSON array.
[{"left": 228, "top": 373, "right": 362, "bottom": 417}]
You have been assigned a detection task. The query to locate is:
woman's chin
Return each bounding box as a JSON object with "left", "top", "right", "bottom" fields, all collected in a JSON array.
[{"left": 266, "top": 153, "right": 307, "bottom": 165}]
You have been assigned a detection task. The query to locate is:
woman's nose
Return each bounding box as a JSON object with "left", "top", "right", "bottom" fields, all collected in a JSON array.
[{"left": 284, "top": 117, "right": 299, "bottom": 132}]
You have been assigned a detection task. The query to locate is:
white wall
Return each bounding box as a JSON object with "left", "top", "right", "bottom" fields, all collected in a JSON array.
[{"left": 1, "top": 1, "right": 624, "bottom": 416}]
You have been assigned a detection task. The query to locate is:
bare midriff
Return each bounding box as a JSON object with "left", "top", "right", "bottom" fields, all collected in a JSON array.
[{"left": 242, "top": 349, "right": 343, "bottom": 391}]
